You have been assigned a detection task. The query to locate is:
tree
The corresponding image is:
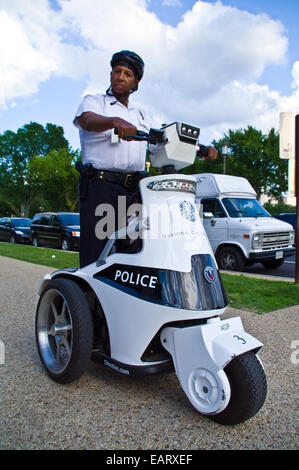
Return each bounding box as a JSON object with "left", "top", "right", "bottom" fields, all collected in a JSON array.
[
  {"left": 183, "top": 126, "right": 288, "bottom": 199},
  {"left": 0, "top": 122, "right": 71, "bottom": 216},
  {"left": 29, "top": 149, "right": 80, "bottom": 213}
]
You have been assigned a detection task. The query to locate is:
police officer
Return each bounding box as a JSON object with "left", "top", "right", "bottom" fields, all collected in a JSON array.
[
  {"left": 74, "top": 50, "right": 152, "bottom": 267},
  {"left": 74, "top": 50, "right": 217, "bottom": 268}
]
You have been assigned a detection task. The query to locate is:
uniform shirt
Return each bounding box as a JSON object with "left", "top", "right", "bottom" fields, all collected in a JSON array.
[{"left": 73, "top": 93, "right": 153, "bottom": 172}]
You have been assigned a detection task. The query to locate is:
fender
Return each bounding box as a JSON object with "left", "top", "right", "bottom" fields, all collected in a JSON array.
[
  {"left": 216, "top": 241, "right": 249, "bottom": 260},
  {"left": 160, "top": 316, "right": 263, "bottom": 415}
]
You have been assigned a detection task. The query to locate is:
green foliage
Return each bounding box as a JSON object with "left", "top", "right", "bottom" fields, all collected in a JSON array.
[
  {"left": 182, "top": 126, "right": 288, "bottom": 199},
  {"left": 263, "top": 201, "right": 296, "bottom": 215},
  {"left": 0, "top": 122, "right": 79, "bottom": 217}
]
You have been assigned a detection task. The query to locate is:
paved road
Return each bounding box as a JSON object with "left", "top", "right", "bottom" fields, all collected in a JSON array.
[
  {"left": 0, "top": 256, "right": 298, "bottom": 450},
  {"left": 243, "top": 254, "right": 296, "bottom": 280}
]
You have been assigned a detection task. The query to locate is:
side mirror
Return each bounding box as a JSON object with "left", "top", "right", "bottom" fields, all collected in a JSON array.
[{"left": 203, "top": 212, "right": 214, "bottom": 219}]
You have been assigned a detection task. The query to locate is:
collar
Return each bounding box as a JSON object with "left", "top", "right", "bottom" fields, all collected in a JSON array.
[{"left": 104, "top": 92, "right": 135, "bottom": 110}]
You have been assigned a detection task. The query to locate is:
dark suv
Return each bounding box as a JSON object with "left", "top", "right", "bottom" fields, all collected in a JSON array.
[
  {"left": 30, "top": 212, "right": 80, "bottom": 251},
  {"left": 0, "top": 217, "right": 32, "bottom": 243}
]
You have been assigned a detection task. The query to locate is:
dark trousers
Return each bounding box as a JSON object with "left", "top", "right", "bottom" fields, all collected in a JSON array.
[{"left": 79, "top": 178, "right": 140, "bottom": 268}]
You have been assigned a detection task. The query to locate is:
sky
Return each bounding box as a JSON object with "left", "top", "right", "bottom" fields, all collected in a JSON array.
[{"left": 0, "top": 0, "right": 298, "bottom": 151}]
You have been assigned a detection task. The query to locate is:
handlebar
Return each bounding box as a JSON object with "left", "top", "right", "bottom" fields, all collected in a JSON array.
[
  {"left": 196, "top": 144, "right": 209, "bottom": 158},
  {"left": 113, "top": 127, "right": 210, "bottom": 157},
  {"left": 113, "top": 128, "right": 167, "bottom": 145}
]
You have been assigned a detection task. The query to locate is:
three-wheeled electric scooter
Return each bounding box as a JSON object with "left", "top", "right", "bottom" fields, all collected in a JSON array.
[{"left": 35, "top": 122, "right": 267, "bottom": 425}]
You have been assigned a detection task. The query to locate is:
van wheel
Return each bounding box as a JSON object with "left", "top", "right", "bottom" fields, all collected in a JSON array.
[
  {"left": 216, "top": 246, "right": 245, "bottom": 271},
  {"left": 261, "top": 259, "right": 284, "bottom": 269}
]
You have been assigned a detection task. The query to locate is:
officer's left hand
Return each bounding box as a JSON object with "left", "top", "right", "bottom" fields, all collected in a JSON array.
[{"left": 202, "top": 147, "right": 218, "bottom": 161}]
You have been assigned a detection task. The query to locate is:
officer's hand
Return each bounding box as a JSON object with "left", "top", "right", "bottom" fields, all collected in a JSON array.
[
  {"left": 202, "top": 147, "right": 218, "bottom": 161},
  {"left": 113, "top": 118, "right": 137, "bottom": 141}
]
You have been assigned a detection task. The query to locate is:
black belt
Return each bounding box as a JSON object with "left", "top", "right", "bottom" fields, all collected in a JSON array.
[{"left": 92, "top": 168, "right": 146, "bottom": 189}]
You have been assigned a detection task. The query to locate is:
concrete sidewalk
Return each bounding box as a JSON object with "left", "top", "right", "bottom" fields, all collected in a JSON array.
[{"left": 0, "top": 256, "right": 298, "bottom": 450}]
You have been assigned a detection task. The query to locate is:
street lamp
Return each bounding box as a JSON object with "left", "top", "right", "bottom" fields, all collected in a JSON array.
[{"left": 222, "top": 141, "right": 229, "bottom": 174}]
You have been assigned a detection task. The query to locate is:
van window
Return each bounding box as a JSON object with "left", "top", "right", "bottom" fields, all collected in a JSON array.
[
  {"left": 202, "top": 199, "right": 226, "bottom": 218},
  {"left": 222, "top": 198, "right": 270, "bottom": 218}
]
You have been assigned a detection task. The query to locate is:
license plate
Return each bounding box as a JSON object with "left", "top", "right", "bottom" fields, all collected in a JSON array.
[{"left": 275, "top": 251, "right": 283, "bottom": 259}]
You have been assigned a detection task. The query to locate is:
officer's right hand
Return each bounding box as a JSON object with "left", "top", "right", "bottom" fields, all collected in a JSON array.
[{"left": 113, "top": 118, "right": 137, "bottom": 140}]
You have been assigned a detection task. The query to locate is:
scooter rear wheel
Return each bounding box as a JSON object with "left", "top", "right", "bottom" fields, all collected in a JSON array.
[
  {"left": 35, "top": 278, "right": 93, "bottom": 383},
  {"left": 211, "top": 351, "right": 267, "bottom": 425}
]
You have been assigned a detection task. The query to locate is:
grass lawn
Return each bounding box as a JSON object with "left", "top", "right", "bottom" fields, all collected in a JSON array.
[
  {"left": 0, "top": 242, "right": 79, "bottom": 270},
  {"left": 0, "top": 242, "right": 298, "bottom": 314}
]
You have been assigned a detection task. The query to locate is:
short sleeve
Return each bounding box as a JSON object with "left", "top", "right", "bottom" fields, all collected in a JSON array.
[{"left": 73, "top": 94, "right": 104, "bottom": 129}]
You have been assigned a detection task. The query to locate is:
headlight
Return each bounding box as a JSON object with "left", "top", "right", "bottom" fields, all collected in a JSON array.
[
  {"left": 252, "top": 233, "right": 261, "bottom": 249},
  {"left": 71, "top": 231, "right": 80, "bottom": 237},
  {"left": 15, "top": 230, "right": 25, "bottom": 235}
]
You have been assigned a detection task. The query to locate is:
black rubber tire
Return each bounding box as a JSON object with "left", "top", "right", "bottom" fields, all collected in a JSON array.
[
  {"left": 35, "top": 278, "right": 93, "bottom": 384},
  {"left": 61, "top": 237, "right": 71, "bottom": 251},
  {"left": 261, "top": 259, "right": 284, "bottom": 269},
  {"left": 216, "top": 246, "right": 246, "bottom": 271},
  {"left": 211, "top": 351, "right": 267, "bottom": 425},
  {"left": 32, "top": 234, "right": 39, "bottom": 247}
]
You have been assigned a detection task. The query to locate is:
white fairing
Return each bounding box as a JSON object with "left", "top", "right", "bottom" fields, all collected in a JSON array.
[
  {"left": 80, "top": 174, "right": 222, "bottom": 364},
  {"left": 37, "top": 174, "right": 261, "bottom": 375},
  {"left": 39, "top": 174, "right": 226, "bottom": 365}
]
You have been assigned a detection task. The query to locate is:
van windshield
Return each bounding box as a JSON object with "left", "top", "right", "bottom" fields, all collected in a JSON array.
[{"left": 222, "top": 198, "right": 270, "bottom": 218}]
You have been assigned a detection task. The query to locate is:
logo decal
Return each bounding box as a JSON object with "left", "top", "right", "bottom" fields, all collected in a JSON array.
[
  {"left": 179, "top": 200, "right": 196, "bottom": 222},
  {"left": 203, "top": 266, "right": 217, "bottom": 283}
]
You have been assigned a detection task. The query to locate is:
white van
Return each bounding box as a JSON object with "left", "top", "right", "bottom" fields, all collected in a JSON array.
[{"left": 194, "top": 173, "right": 295, "bottom": 271}]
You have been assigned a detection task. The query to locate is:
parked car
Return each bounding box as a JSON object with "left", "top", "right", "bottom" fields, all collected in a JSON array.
[
  {"left": 274, "top": 213, "right": 296, "bottom": 231},
  {"left": 30, "top": 212, "right": 80, "bottom": 251},
  {"left": 0, "top": 217, "right": 32, "bottom": 243}
]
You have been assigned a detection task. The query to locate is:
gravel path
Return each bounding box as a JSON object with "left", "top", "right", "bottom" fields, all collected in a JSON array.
[{"left": 0, "top": 255, "right": 298, "bottom": 450}]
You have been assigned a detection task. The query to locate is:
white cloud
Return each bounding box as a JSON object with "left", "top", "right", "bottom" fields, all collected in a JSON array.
[
  {"left": 0, "top": 9, "right": 56, "bottom": 108},
  {"left": 0, "top": 0, "right": 298, "bottom": 142},
  {"left": 162, "top": 0, "right": 183, "bottom": 7}
]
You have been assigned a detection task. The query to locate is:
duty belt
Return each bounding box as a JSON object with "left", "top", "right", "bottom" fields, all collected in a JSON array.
[{"left": 92, "top": 168, "right": 146, "bottom": 189}]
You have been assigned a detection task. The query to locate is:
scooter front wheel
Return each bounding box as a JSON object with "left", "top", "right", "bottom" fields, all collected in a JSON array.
[
  {"left": 35, "top": 278, "right": 93, "bottom": 383},
  {"left": 211, "top": 351, "right": 267, "bottom": 425}
]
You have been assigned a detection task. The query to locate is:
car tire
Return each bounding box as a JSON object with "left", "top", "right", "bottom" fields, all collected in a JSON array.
[
  {"left": 32, "top": 234, "right": 39, "bottom": 247},
  {"left": 62, "top": 237, "right": 71, "bottom": 251}
]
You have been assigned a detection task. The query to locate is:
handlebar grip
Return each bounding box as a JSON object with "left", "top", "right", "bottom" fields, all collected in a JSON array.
[
  {"left": 113, "top": 128, "right": 148, "bottom": 136},
  {"left": 113, "top": 127, "right": 166, "bottom": 144},
  {"left": 197, "top": 145, "right": 209, "bottom": 158}
]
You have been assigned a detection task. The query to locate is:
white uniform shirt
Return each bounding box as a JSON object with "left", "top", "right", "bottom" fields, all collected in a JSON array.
[{"left": 73, "top": 93, "right": 153, "bottom": 172}]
